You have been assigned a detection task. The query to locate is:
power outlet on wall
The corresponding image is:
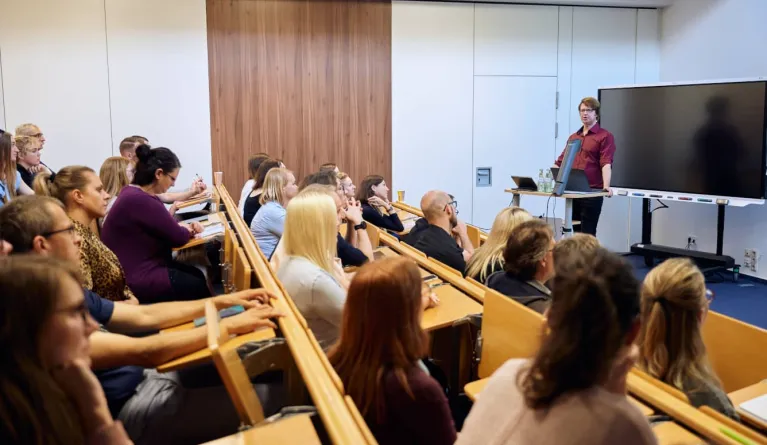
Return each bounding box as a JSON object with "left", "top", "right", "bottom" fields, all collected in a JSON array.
[
  {"left": 745, "top": 249, "right": 759, "bottom": 273},
  {"left": 686, "top": 235, "right": 697, "bottom": 250}
]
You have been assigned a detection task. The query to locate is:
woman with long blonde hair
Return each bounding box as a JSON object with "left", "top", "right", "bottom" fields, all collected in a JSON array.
[
  {"left": 329, "top": 257, "right": 456, "bottom": 445},
  {"left": 0, "top": 131, "right": 34, "bottom": 204},
  {"left": 99, "top": 156, "right": 135, "bottom": 225},
  {"left": 465, "top": 207, "right": 532, "bottom": 283},
  {"left": 277, "top": 189, "right": 346, "bottom": 348},
  {"left": 0, "top": 255, "right": 131, "bottom": 444},
  {"left": 638, "top": 258, "right": 738, "bottom": 419}
]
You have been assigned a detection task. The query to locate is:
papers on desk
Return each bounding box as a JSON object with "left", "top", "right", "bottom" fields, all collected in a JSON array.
[
  {"left": 740, "top": 394, "right": 767, "bottom": 422},
  {"left": 403, "top": 219, "right": 417, "bottom": 231},
  {"left": 197, "top": 223, "right": 224, "bottom": 239}
]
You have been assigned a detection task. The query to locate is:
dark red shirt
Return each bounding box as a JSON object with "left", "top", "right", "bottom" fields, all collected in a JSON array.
[{"left": 555, "top": 123, "right": 616, "bottom": 189}]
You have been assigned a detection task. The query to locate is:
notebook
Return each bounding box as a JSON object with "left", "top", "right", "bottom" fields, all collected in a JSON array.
[
  {"left": 199, "top": 223, "right": 224, "bottom": 239},
  {"left": 740, "top": 394, "right": 767, "bottom": 422}
]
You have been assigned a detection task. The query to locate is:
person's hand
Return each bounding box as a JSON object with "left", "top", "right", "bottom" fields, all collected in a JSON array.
[
  {"left": 222, "top": 305, "right": 283, "bottom": 335},
  {"left": 189, "top": 221, "right": 204, "bottom": 234},
  {"left": 30, "top": 164, "right": 51, "bottom": 175},
  {"left": 169, "top": 202, "right": 180, "bottom": 216},
  {"left": 452, "top": 219, "right": 468, "bottom": 237},
  {"left": 190, "top": 180, "right": 204, "bottom": 195},
  {"left": 605, "top": 187, "right": 613, "bottom": 198},
  {"left": 0, "top": 240, "right": 12, "bottom": 256},
  {"left": 368, "top": 196, "right": 391, "bottom": 210},
  {"left": 51, "top": 358, "right": 114, "bottom": 435},
  {"left": 213, "top": 288, "right": 276, "bottom": 309},
  {"left": 345, "top": 203, "right": 363, "bottom": 225},
  {"left": 604, "top": 344, "right": 638, "bottom": 395},
  {"left": 422, "top": 284, "right": 440, "bottom": 310}
]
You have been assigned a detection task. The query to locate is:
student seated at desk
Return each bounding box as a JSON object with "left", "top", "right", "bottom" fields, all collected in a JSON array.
[
  {"left": 99, "top": 156, "right": 135, "bottom": 226},
  {"left": 486, "top": 219, "right": 554, "bottom": 314},
  {"left": 465, "top": 207, "right": 532, "bottom": 283},
  {"left": 34, "top": 166, "right": 139, "bottom": 304},
  {"left": 15, "top": 134, "right": 47, "bottom": 188},
  {"left": 338, "top": 171, "right": 356, "bottom": 202},
  {"left": 250, "top": 168, "right": 297, "bottom": 259},
  {"left": 277, "top": 189, "right": 347, "bottom": 349},
  {"left": 0, "top": 196, "right": 282, "bottom": 445},
  {"left": 0, "top": 131, "right": 34, "bottom": 206},
  {"left": 459, "top": 248, "right": 655, "bottom": 445},
  {"left": 407, "top": 190, "right": 473, "bottom": 273},
  {"left": 0, "top": 256, "right": 132, "bottom": 445},
  {"left": 102, "top": 145, "right": 209, "bottom": 303},
  {"left": 238, "top": 153, "right": 269, "bottom": 217},
  {"left": 546, "top": 233, "right": 600, "bottom": 290},
  {"left": 356, "top": 175, "right": 404, "bottom": 234},
  {"left": 243, "top": 158, "right": 281, "bottom": 227},
  {"left": 329, "top": 257, "right": 454, "bottom": 445},
  {"left": 638, "top": 258, "right": 739, "bottom": 420}
]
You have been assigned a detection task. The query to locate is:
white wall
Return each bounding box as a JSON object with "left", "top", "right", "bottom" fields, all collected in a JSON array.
[
  {"left": 392, "top": 1, "right": 660, "bottom": 252},
  {"left": 657, "top": 0, "right": 767, "bottom": 278},
  {"left": 0, "top": 0, "right": 211, "bottom": 188}
]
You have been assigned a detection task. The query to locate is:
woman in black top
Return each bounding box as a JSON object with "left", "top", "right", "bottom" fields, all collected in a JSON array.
[
  {"left": 356, "top": 175, "right": 404, "bottom": 233},
  {"left": 243, "top": 158, "right": 281, "bottom": 226}
]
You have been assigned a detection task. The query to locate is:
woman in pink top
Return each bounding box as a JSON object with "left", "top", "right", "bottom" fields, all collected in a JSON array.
[{"left": 458, "top": 247, "right": 656, "bottom": 445}]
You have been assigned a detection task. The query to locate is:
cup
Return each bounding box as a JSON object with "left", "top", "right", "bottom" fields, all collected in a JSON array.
[
  {"left": 214, "top": 171, "right": 223, "bottom": 186},
  {"left": 396, "top": 190, "right": 405, "bottom": 202}
]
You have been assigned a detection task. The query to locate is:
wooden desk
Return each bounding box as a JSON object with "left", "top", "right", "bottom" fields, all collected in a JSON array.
[
  {"left": 201, "top": 413, "right": 321, "bottom": 444},
  {"left": 505, "top": 189, "right": 608, "bottom": 238},
  {"left": 464, "top": 378, "right": 654, "bottom": 416},
  {"left": 378, "top": 246, "right": 482, "bottom": 330},
  {"left": 729, "top": 381, "right": 767, "bottom": 432},
  {"left": 175, "top": 191, "right": 216, "bottom": 210},
  {"left": 423, "top": 284, "right": 482, "bottom": 332},
  {"left": 653, "top": 422, "right": 704, "bottom": 445},
  {"left": 173, "top": 212, "right": 225, "bottom": 251},
  {"left": 157, "top": 328, "right": 275, "bottom": 373}
]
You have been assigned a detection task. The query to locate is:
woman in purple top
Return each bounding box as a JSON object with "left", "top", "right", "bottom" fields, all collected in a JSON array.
[{"left": 102, "top": 144, "right": 208, "bottom": 303}]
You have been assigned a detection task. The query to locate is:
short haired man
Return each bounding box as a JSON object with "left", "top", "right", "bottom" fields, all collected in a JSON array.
[
  {"left": 553, "top": 97, "right": 616, "bottom": 236},
  {"left": 0, "top": 195, "right": 283, "bottom": 444}
]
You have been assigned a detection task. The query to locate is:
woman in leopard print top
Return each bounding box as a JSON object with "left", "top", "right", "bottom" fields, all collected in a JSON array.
[{"left": 34, "top": 165, "right": 138, "bottom": 303}]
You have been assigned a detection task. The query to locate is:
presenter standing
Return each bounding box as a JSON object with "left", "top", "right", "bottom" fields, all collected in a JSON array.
[{"left": 554, "top": 97, "right": 616, "bottom": 236}]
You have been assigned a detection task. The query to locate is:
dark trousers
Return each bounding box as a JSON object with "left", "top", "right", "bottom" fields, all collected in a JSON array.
[
  {"left": 168, "top": 261, "right": 211, "bottom": 301},
  {"left": 572, "top": 197, "right": 604, "bottom": 236}
]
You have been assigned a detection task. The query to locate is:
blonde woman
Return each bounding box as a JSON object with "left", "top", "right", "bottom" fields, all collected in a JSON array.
[
  {"left": 638, "top": 258, "right": 738, "bottom": 419},
  {"left": 337, "top": 172, "right": 356, "bottom": 201},
  {"left": 250, "top": 168, "right": 298, "bottom": 259},
  {"left": 99, "top": 156, "right": 135, "bottom": 225},
  {"left": 0, "top": 132, "right": 34, "bottom": 205},
  {"left": 465, "top": 207, "right": 533, "bottom": 283},
  {"left": 277, "top": 189, "right": 346, "bottom": 348}
]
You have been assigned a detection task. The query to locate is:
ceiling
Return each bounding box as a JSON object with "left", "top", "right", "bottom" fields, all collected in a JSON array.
[{"left": 401, "top": 0, "right": 674, "bottom": 8}]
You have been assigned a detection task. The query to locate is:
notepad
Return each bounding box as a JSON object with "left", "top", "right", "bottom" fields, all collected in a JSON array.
[
  {"left": 199, "top": 223, "right": 224, "bottom": 239},
  {"left": 740, "top": 394, "right": 767, "bottom": 422}
]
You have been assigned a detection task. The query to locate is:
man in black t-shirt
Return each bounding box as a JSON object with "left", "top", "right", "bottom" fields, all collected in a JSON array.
[{"left": 408, "top": 190, "right": 474, "bottom": 274}]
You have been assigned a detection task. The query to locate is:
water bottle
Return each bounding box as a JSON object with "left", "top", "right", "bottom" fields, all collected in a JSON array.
[
  {"left": 544, "top": 169, "right": 553, "bottom": 193},
  {"left": 537, "top": 169, "right": 545, "bottom": 191}
]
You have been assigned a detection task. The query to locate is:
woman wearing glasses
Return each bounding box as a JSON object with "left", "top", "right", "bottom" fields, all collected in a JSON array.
[
  {"left": 0, "top": 131, "right": 34, "bottom": 206},
  {"left": 102, "top": 145, "right": 209, "bottom": 304},
  {"left": 637, "top": 258, "right": 739, "bottom": 420}
]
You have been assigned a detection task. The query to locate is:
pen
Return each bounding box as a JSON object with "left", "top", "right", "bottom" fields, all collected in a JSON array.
[{"left": 429, "top": 282, "right": 450, "bottom": 289}]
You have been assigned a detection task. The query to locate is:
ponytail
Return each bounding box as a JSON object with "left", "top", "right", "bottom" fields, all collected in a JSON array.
[
  {"left": 132, "top": 144, "right": 181, "bottom": 187},
  {"left": 32, "top": 166, "right": 94, "bottom": 205},
  {"left": 520, "top": 248, "right": 640, "bottom": 409}
]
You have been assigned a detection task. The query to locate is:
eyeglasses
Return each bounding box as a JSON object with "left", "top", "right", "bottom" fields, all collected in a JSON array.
[
  {"left": 580, "top": 108, "right": 595, "bottom": 113},
  {"left": 41, "top": 225, "right": 75, "bottom": 239},
  {"left": 164, "top": 172, "right": 178, "bottom": 183},
  {"left": 444, "top": 200, "right": 458, "bottom": 214},
  {"left": 705, "top": 289, "right": 715, "bottom": 304}
]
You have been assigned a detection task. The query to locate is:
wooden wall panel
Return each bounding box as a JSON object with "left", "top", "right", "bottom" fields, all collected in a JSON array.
[{"left": 207, "top": 0, "right": 392, "bottom": 195}]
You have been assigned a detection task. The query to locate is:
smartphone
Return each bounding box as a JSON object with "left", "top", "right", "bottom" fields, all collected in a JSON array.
[
  {"left": 193, "top": 305, "right": 245, "bottom": 327},
  {"left": 422, "top": 274, "right": 438, "bottom": 282}
]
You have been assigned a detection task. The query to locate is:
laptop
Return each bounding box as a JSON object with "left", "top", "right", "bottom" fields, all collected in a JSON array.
[
  {"left": 511, "top": 176, "right": 539, "bottom": 191},
  {"left": 549, "top": 168, "right": 598, "bottom": 193}
]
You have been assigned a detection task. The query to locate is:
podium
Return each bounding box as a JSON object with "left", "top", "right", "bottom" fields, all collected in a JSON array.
[{"left": 504, "top": 189, "right": 608, "bottom": 238}]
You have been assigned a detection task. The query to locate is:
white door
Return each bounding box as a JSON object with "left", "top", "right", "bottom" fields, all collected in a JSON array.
[{"left": 472, "top": 76, "right": 558, "bottom": 229}]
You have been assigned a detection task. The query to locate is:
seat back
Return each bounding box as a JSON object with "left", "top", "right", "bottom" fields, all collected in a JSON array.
[
  {"left": 206, "top": 300, "right": 266, "bottom": 426},
  {"left": 702, "top": 310, "right": 767, "bottom": 392}
]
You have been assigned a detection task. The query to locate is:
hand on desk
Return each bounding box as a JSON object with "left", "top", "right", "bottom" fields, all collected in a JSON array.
[
  {"left": 213, "top": 288, "right": 277, "bottom": 309},
  {"left": 605, "top": 187, "right": 613, "bottom": 198},
  {"left": 181, "top": 221, "right": 204, "bottom": 235},
  {"left": 222, "top": 305, "right": 284, "bottom": 335},
  {"left": 422, "top": 285, "right": 440, "bottom": 310}
]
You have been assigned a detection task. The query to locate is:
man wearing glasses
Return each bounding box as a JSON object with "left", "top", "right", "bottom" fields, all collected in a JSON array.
[
  {"left": 408, "top": 190, "right": 474, "bottom": 273},
  {"left": 553, "top": 97, "right": 616, "bottom": 236}
]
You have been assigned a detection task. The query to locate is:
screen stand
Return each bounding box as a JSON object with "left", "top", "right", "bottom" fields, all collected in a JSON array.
[{"left": 630, "top": 200, "right": 738, "bottom": 281}]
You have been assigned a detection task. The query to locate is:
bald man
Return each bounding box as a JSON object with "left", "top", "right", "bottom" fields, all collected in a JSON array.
[{"left": 408, "top": 190, "right": 473, "bottom": 273}]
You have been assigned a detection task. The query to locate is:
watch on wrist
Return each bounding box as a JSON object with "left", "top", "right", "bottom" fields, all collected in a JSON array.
[{"left": 354, "top": 221, "right": 368, "bottom": 231}]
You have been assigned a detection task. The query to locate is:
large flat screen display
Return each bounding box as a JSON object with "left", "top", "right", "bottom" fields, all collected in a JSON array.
[{"left": 599, "top": 81, "right": 767, "bottom": 199}]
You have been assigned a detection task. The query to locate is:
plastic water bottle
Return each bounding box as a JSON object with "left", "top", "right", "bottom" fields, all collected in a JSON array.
[
  {"left": 537, "top": 169, "right": 545, "bottom": 191},
  {"left": 544, "top": 169, "right": 553, "bottom": 193}
]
